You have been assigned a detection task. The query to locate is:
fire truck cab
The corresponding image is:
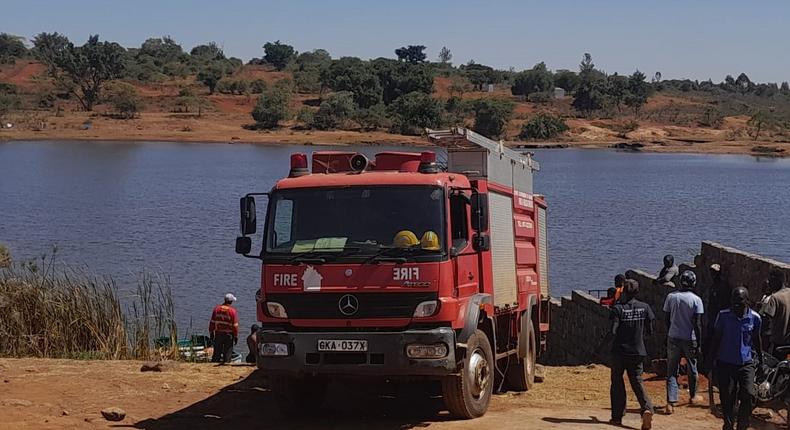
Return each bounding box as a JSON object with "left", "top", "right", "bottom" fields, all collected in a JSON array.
[{"left": 235, "top": 128, "right": 550, "bottom": 418}]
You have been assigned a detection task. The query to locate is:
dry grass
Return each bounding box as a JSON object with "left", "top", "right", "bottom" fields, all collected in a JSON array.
[{"left": 0, "top": 249, "right": 177, "bottom": 360}]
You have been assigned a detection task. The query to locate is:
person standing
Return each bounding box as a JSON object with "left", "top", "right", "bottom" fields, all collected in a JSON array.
[
  {"left": 613, "top": 274, "right": 626, "bottom": 303},
  {"left": 246, "top": 324, "right": 260, "bottom": 364},
  {"left": 209, "top": 293, "right": 239, "bottom": 364},
  {"left": 760, "top": 269, "right": 789, "bottom": 359},
  {"left": 610, "top": 279, "right": 655, "bottom": 429},
  {"left": 663, "top": 270, "right": 704, "bottom": 413},
  {"left": 707, "top": 287, "right": 763, "bottom": 430}
]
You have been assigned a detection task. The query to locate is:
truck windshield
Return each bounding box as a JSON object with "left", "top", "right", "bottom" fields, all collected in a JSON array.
[{"left": 264, "top": 186, "right": 445, "bottom": 260}]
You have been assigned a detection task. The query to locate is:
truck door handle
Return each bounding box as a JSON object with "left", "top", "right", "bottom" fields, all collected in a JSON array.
[{"left": 467, "top": 272, "right": 474, "bottom": 280}]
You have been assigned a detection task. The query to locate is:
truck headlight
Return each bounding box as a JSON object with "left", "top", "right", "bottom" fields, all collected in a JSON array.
[
  {"left": 412, "top": 300, "right": 438, "bottom": 318},
  {"left": 260, "top": 342, "right": 289, "bottom": 357},
  {"left": 266, "top": 302, "right": 288, "bottom": 318},
  {"left": 406, "top": 343, "right": 448, "bottom": 359}
]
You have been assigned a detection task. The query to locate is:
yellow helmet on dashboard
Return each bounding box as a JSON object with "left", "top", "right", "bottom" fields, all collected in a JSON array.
[
  {"left": 393, "top": 230, "right": 419, "bottom": 248},
  {"left": 420, "top": 231, "right": 441, "bottom": 251}
]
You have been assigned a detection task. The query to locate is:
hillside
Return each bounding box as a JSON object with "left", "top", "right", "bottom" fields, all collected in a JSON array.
[{"left": 1, "top": 59, "right": 789, "bottom": 156}]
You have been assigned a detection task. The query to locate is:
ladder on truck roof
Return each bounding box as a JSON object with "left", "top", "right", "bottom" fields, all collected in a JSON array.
[{"left": 425, "top": 127, "right": 540, "bottom": 172}]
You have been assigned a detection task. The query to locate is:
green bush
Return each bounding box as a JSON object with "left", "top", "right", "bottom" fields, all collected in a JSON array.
[
  {"left": 311, "top": 91, "right": 356, "bottom": 130},
  {"left": 354, "top": 104, "right": 391, "bottom": 131},
  {"left": 104, "top": 82, "right": 143, "bottom": 119},
  {"left": 389, "top": 91, "right": 443, "bottom": 135},
  {"left": 527, "top": 92, "right": 552, "bottom": 103},
  {"left": 471, "top": 98, "right": 514, "bottom": 138},
  {"left": 251, "top": 88, "right": 291, "bottom": 129},
  {"left": 294, "top": 107, "right": 314, "bottom": 129},
  {"left": 250, "top": 79, "right": 267, "bottom": 94},
  {"left": 519, "top": 113, "right": 569, "bottom": 140}
]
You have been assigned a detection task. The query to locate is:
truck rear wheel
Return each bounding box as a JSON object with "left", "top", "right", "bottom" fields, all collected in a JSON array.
[
  {"left": 273, "top": 376, "right": 328, "bottom": 415},
  {"left": 505, "top": 318, "right": 536, "bottom": 391},
  {"left": 442, "top": 329, "right": 493, "bottom": 418}
]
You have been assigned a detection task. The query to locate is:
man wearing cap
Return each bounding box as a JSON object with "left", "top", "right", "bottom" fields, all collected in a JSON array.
[{"left": 209, "top": 293, "right": 239, "bottom": 363}]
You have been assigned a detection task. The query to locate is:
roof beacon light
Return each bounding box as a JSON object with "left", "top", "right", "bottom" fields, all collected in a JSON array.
[
  {"left": 418, "top": 151, "right": 438, "bottom": 173},
  {"left": 289, "top": 153, "right": 309, "bottom": 177}
]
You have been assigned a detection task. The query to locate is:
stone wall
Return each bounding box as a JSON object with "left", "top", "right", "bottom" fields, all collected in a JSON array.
[{"left": 542, "top": 241, "right": 790, "bottom": 366}]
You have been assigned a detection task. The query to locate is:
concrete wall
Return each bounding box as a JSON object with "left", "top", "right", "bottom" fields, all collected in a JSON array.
[{"left": 542, "top": 241, "right": 790, "bottom": 366}]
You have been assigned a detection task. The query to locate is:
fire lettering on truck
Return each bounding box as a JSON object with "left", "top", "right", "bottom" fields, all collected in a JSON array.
[
  {"left": 393, "top": 267, "right": 419, "bottom": 281},
  {"left": 273, "top": 273, "right": 297, "bottom": 287}
]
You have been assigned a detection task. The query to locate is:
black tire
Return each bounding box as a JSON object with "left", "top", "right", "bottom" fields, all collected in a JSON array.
[
  {"left": 273, "top": 376, "right": 328, "bottom": 416},
  {"left": 442, "top": 329, "right": 494, "bottom": 418},
  {"left": 505, "top": 317, "right": 536, "bottom": 391}
]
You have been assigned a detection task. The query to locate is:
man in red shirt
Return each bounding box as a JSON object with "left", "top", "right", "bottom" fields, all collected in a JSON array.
[{"left": 209, "top": 293, "right": 239, "bottom": 363}]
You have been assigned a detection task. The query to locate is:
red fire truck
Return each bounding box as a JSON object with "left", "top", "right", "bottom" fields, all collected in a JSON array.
[{"left": 235, "top": 128, "right": 551, "bottom": 418}]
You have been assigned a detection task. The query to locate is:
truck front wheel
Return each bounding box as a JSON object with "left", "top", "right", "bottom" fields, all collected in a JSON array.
[
  {"left": 442, "top": 329, "right": 493, "bottom": 418},
  {"left": 505, "top": 318, "right": 536, "bottom": 391},
  {"left": 273, "top": 376, "right": 328, "bottom": 415}
]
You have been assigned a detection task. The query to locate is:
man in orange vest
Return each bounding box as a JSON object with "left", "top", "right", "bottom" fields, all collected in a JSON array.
[{"left": 209, "top": 293, "right": 239, "bottom": 363}]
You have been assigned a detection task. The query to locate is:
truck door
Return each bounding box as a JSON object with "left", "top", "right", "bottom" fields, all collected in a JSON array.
[{"left": 449, "top": 191, "right": 479, "bottom": 297}]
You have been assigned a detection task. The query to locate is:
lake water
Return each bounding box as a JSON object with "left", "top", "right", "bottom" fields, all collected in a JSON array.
[{"left": 1, "top": 140, "right": 788, "bottom": 332}]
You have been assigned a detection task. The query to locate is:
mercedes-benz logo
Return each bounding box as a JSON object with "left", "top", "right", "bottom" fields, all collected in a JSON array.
[{"left": 338, "top": 294, "right": 359, "bottom": 316}]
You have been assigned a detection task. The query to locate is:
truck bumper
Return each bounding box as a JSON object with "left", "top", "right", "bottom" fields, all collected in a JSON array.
[{"left": 257, "top": 327, "right": 457, "bottom": 376}]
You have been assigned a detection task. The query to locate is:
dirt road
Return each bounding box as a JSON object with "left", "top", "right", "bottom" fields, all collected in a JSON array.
[{"left": 0, "top": 358, "right": 782, "bottom": 429}]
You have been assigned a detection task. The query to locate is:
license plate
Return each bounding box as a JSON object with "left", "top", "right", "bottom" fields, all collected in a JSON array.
[{"left": 317, "top": 339, "right": 368, "bottom": 352}]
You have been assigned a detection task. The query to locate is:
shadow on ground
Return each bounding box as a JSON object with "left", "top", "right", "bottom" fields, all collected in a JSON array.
[{"left": 129, "top": 370, "right": 453, "bottom": 430}]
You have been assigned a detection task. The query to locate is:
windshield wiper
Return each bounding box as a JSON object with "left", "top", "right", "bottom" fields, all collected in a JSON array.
[
  {"left": 362, "top": 247, "right": 417, "bottom": 265},
  {"left": 287, "top": 247, "right": 360, "bottom": 265}
]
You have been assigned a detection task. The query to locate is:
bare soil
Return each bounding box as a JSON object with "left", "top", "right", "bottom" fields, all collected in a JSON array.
[{"left": 1, "top": 358, "right": 783, "bottom": 430}]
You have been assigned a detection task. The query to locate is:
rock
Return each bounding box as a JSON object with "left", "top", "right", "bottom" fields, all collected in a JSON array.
[
  {"left": 534, "top": 364, "right": 546, "bottom": 383},
  {"left": 161, "top": 383, "right": 170, "bottom": 390},
  {"left": 140, "top": 361, "right": 178, "bottom": 372},
  {"left": 62, "top": 410, "right": 69, "bottom": 416},
  {"left": 101, "top": 407, "right": 126, "bottom": 422},
  {"left": 586, "top": 364, "right": 597, "bottom": 370},
  {"left": 3, "top": 379, "right": 9, "bottom": 383}
]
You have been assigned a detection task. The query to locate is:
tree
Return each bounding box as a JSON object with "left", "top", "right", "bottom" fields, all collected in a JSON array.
[
  {"left": 372, "top": 58, "right": 434, "bottom": 104},
  {"left": 139, "top": 36, "right": 184, "bottom": 66},
  {"left": 31, "top": 32, "right": 70, "bottom": 75},
  {"left": 606, "top": 73, "right": 628, "bottom": 112},
  {"left": 470, "top": 98, "right": 514, "bottom": 138},
  {"left": 263, "top": 40, "right": 296, "bottom": 71},
  {"left": 0, "top": 92, "right": 21, "bottom": 120},
  {"left": 174, "top": 88, "right": 212, "bottom": 116},
  {"left": 395, "top": 45, "right": 427, "bottom": 63},
  {"left": 519, "top": 113, "right": 569, "bottom": 140},
  {"left": 511, "top": 62, "right": 554, "bottom": 96},
  {"left": 624, "top": 70, "right": 653, "bottom": 116},
  {"left": 448, "top": 76, "right": 470, "bottom": 98},
  {"left": 438, "top": 46, "right": 452, "bottom": 65},
  {"left": 554, "top": 69, "right": 580, "bottom": 94},
  {"left": 311, "top": 91, "right": 356, "bottom": 130},
  {"left": 0, "top": 33, "right": 28, "bottom": 64},
  {"left": 781, "top": 82, "right": 790, "bottom": 96},
  {"left": 190, "top": 42, "right": 225, "bottom": 62},
  {"left": 321, "top": 57, "right": 382, "bottom": 108},
  {"left": 461, "top": 62, "right": 499, "bottom": 91},
  {"left": 197, "top": 64, "right": 224, "bottom": 94},
  {"left": 33, "top": 35, "right": 126, "bottom": 111},
  {"left": 104, "top": 81, "right": 143, "bottom": 119},
  {"left": 251, "top": 88, "right": 291, "bottom": 129},
  {"left": 354, "top": 104, "right": 391, "bottom": 131},
  {"left": 389, "top": 91, "right": 442, "bottom": 135},
  {"left": 572, "top": 53, "right": 609, "bottom": 116},
  {"left": 747, "top": 111, "right": 777, "bottom": 141}
]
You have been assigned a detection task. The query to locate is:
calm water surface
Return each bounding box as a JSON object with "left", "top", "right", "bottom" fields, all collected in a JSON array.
[{"left": 1, "top": 141, "right": 788, "bottom": 331}]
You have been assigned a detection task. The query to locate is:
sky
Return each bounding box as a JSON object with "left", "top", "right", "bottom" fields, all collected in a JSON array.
[{"left": 2, "top": 0, "right": 789, "bottom": 83}]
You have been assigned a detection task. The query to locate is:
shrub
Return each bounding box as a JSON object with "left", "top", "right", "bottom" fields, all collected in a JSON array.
[
  {"left": 389, "top": 91, "right": 443, "bottom": 135},
  {"left": 527, "top": 92, "right": 552, "bottom": 103},
  {"left": 251, "top": 88, "right": 291, "bottom": 129},
  {"left": 471, "top": 98, "right": 514, "bottom": 138},
  {"left": 519, "top": 113, "right": 569, "bottom": 140},
  {"left": 250, "top": 79, "right": 267, "bottom": 94},
  {"left": 354, "top": 104, "right": 392, "bottom": 131},
  {"left": 104, "top": 82, "right": 143, "bottom": 119},
  {"left": 311, "top": 91, "right": 356, "bottom": 130},
  {"left": 294, "top": 107, "right": 314, "bottom": 129}
]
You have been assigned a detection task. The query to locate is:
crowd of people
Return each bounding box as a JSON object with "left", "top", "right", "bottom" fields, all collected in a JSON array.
[{"left": 606, "top": 254, "right": 788, "bottom": 430}]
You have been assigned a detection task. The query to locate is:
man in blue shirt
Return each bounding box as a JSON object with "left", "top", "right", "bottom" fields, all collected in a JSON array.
[
  {"left": 707, "top": 287, "right": 764, "bottom": 430},
  {"left": 663, "top": 270, "right": 704, "bottom": 413}
]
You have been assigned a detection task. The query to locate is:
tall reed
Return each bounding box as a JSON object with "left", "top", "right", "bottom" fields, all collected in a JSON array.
[{"left": 0, "top": 254, "right": 178, "bottom": 360}]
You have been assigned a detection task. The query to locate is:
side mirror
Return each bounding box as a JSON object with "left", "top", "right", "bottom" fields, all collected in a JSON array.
[
  {"left": 470, "top": 193, "right": 489, "bottom": 232},
  {"left": 472, "top": 233, "right": 490, "bottom": 252},
  {"left": 235, "top": 236, "right": 252, "bottom": 255},
  {"left": 240, "top": 196, "right": 257, "bottom": 235}
]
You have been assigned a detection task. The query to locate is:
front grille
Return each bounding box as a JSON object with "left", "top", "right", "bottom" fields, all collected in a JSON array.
[{"left": 266, "top": 292, "right": 437, "bottom": 319}]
